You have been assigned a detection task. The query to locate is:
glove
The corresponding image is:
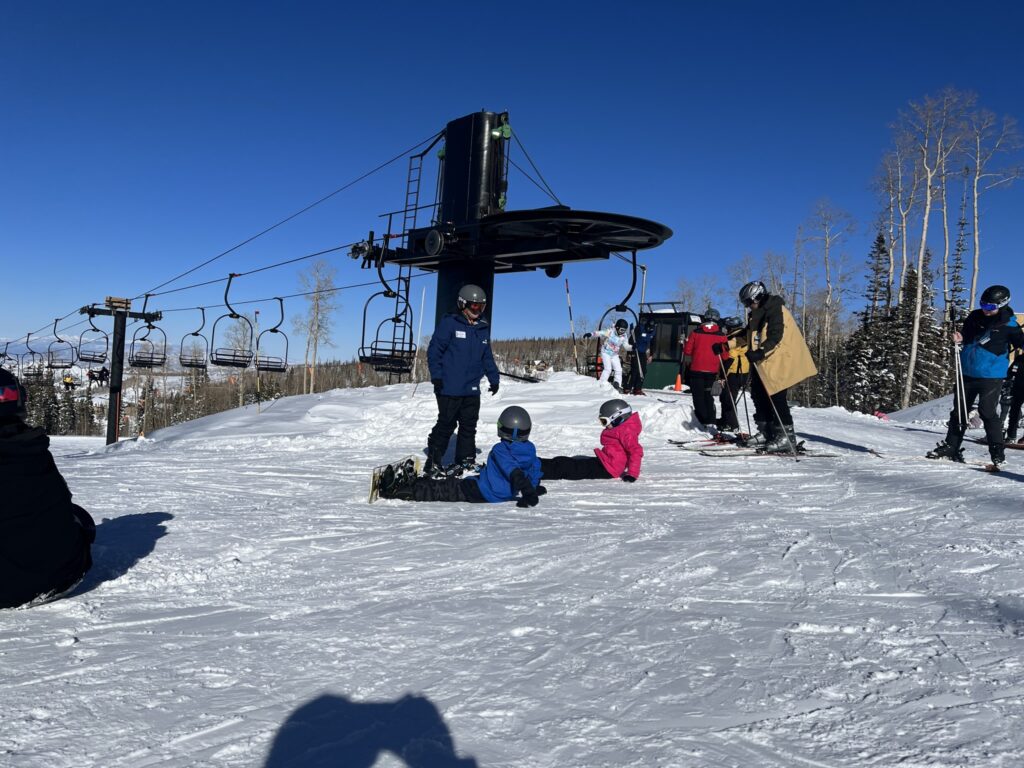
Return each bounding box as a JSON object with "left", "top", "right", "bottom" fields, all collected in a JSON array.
[
  {"left": 711, "top": 342, "right": 724, "bottom": 355},
  {"left": 746, "top": 349, "right": 765, "bottom": 363},
  {"left": 582, "top": 332, "right": 593, "bottom": 339},
  {"left": 621, "top": 474, "right": 636, "bottom": 483},
  {"left": 536, "top": 485, "right": 547, "bottom": 496},
  {"left": 517, "top": 491, "right": 540, "bottom": 508},
  {"left": 489, "top": 382, "right": 499, "bottom": 395},
  {"left": 432, "top": 379, "right": 443, "bottom": 395}
]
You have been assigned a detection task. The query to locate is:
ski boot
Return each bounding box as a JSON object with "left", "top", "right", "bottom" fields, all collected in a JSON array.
[
  {"left": 447, "top": 456, "right": 481, "bottom": 477},
  {"left": 990, "top": 446, "right": 1006, "bottom": 471},
  {"left": 423, "top": 457, "right": 449, "bottom": 481},
  {"left": 925, "top": 441, "right": 964, "bottom": 462},
  {"left": 762, "top": 425, "right": 799, "bottom": 453},
  {"left": 739, "top": 421, "right": 770, "bottom": 448}
]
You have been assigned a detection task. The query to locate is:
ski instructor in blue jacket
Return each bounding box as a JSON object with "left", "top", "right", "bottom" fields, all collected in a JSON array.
[
  {"left": 426, "top": 284, "right": 501, "bottom": 478},
  {"left": 928, "top": 284, "right": 1024, "bottom": 468}
]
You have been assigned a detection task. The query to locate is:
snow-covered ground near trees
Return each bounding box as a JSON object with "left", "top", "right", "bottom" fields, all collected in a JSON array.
[{"left": 3, "top": 372, "right": 1024, "bottom": 767}]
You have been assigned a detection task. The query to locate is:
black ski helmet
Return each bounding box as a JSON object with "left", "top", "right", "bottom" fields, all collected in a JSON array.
[
  {"left": 614, "top": 318, "right": 628, "bottom": 333},
  {"left": 599, "top": 398, "right": 632, "bottom": 428},
  {"left": 704, "top": 308, "right": 721, "bottom": 321},
  {"left": 0, "top": 368, "right": 27, "bottom": 424},
  {"left": 739, "top": 281, "right": 767, "bottom": 307},
  {"left": 457, "top": 284, "right": 487, "bottom": 313},
  {"left": 497, "top": 405, "right": 531, "bottom": 442},
  {"left": 980, "top": 285, "right": 1011, "bottom": 310}
]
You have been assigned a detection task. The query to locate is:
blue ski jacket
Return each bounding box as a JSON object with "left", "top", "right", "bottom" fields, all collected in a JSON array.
[
  {"left": 428, "top": 313, "right": 501, "bottom": 397},
  {"left": 960, "top": 307, "right": 1024, "bottom": 379},
  {"left": 476, "top": 439, "right": 542, "bottom": 503}
]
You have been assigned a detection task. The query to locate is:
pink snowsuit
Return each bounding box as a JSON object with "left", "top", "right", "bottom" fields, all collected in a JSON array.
[{"left": 594, "top": 412, "right": 644, "bottom": 478}]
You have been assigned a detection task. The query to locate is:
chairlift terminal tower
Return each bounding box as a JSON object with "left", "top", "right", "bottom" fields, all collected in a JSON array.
[{"left": 363, "top": 110, "right": 673, "bottom": 332}]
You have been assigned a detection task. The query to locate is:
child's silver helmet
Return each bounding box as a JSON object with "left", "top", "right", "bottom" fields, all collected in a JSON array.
[
  {"left": 497, "top": 405, "right": 531, "bottom": 441},
  {"left": 599, "top": 398, "right": 632, "bottom": 428}
]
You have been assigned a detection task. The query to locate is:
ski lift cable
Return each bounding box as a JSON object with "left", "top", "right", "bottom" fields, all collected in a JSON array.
[
  {"left": 512, "top": 132, "right": 561, "bottom": 205},
  {"left": 8, "top": 130, "right": 442, "bottom": 349},
  {"left": 507, "top": 158, "right": 561, "bottom": 205},
  {"left": 155, "top": 272, "right": 432, "bottom": 314},
  {"left": 133, "top": 130, "right": 445, "bottom": 301},
  {"left": 145, "top": 241, "right": 358, "bottom": 299}
]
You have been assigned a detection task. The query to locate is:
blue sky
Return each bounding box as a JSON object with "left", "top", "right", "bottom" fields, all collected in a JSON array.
[{"left": 2, "top": 1, "right": 1022, "bottom": 361}]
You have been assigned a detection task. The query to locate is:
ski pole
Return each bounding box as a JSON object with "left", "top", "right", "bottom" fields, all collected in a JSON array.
[
  {"left": 565, "top": 278, "right": 580, "bottom": 374},
  {"left": 718, "top": 355, "right": 737, "bottom": 430},
  {"left": 762, "top": 369, "right": 800, "bottom": 460}
]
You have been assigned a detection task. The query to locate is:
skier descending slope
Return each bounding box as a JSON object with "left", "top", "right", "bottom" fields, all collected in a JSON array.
[{"left": 927, "top": 285, "right": 1024, "bottom": 470}]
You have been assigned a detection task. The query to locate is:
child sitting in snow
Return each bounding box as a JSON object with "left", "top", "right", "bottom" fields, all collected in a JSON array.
[
  {"left": 380, "top": 405, "right": 546, "bottom": 507},
  {"left": 0, "top": 369, "right": 96, "bottom": 609},
  {"left": 539, "top": 399, "right": 643, "bottom": 482}
]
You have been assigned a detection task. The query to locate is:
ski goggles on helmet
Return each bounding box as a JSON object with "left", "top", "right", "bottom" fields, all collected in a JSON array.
[
  {"left": 0, "top": 384, "right": 20, "bottom": 405},
  {"left": 979, "top": 301, "right": 1001, "bottom": 312},
  {"left": 465, "top": 301, "right": 485, "bottom": 312},
  {"left": 598, "top": 415, "right": 615, "bottom": 427}
]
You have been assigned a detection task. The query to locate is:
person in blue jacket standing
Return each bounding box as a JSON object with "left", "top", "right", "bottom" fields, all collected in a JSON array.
[
  {"left": 380, "top": 406, "right": 545, "bottom": 507},
  {"left": 426, "top": 284, "right": 501, "bottom": 478},
  {"left": 927, "top": 285, "right": 1024, "bottom": 468}
]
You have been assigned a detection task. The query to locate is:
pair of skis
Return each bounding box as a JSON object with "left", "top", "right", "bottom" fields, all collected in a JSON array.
[{"left": 668, "top": 437, "right": 839, "bottom": 459}]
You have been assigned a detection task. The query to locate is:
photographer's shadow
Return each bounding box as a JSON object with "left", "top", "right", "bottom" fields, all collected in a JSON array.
[{"left": 264, "top": 693, "right": 478, "bottom": 767}]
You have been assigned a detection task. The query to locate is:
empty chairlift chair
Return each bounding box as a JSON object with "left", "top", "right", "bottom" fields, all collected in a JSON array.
[
  {"left": 20, "top": 333, "right": 45, "bottom": 379},
  {"left": 47, "top": 319, "right": 78, "bottom": 370},
  {"left": 128, "top": 295, "right": 167, "bottom": 369},
  {"left": 255, "top": 298, "right": 289, "bottom": 373},
  {"left": 178, "top": 307, "right": 210, "bottom": 370},
  {"left": 209, "top": 273, "right": 255, "bottom": 368},
  {"left": 77, "top": 308, "right": 110, "bottom": 365}
]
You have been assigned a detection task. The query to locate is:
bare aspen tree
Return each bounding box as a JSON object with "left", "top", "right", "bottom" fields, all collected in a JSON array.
[
  {"left": 806, "top": 200, "right": 853, "bottom": 357},
  {"left": 225, "top": 314, "right": 254, "bottom": 407},
  {"left": 964, "top": 107, "right": 1022, "bottom": 306},
  {"left": 296, "top": 260, "right": 339, "bottom": 394},
  {"left": 900, "top": 89, "right": 968, "bottom": 409},
  {"left": 875, "top": 157, "right": 900, "bottom": 308},
  {"left": 885, "top": 139, "right": 922, "bottom": 305}
]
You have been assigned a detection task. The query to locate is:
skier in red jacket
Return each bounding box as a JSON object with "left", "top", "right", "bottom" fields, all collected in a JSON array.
[
  {"left": 682, "top": 310, "right": 732, "bottom": 432},
  {"left": 539, "top": 399, "right": 644, "bottom": 482}
]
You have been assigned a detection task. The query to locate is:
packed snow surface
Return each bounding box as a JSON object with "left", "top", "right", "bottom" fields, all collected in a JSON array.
[{"left": 4, "top": 372, "right": 1024, "bottom": 767}]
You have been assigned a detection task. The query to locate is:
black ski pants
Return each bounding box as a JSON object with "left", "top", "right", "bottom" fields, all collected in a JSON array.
[
  {"left": 689, "top": 371, "right": 719, "bottom": 427},
  {"left": 427, "top": 394, "right": 481, "bottom": 465},
  {"left": 750, "top": 366, "right": 791, "bottom": 429},
  {"left": 540, "top": 456, "right": 613, "bottom": 481},
  {"left": 946, "top": 376, "right": 1004, "bottom": 454},
  {"left": 625, "top": 351, "right": 646, "bottom": 392},
  {"left": 719, "top": 371, "right": 749, "bottom": 430},
  {"left": 408, "top": 476, "right": 488, "bottom": 503}
]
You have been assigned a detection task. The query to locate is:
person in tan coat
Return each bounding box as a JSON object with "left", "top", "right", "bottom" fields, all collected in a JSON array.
[{"left": 735, "top": 281, "right": 817, "bottom": 452}]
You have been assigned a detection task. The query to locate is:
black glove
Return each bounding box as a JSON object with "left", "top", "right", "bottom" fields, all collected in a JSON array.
[
  {"left": 517, "top": 491, "right": 540, "bottom": 508},
  {"left": 711, "top": 342, "right": 724, "bottom": 355},
  {"left": 536, "top": 485, "right": 547, "bottom": 496},
  {"left": 432, "top": 379, "right": 443, "bottom": 395},
  {"left": 746, "top": 349, "right": 765, "bottom": 363},
  {"left": 621, "top": 474, "right": 636, "bottom": 483},
  {"left": 582, "top": 332, "right": 593, "bottom": 339},
  {"left": 489, "top": 382, "right": 499, "bottom": 395}
]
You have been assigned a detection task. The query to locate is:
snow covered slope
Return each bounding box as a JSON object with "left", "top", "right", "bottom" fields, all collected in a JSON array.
[{"left": 3, "top": 372, "right": 1024, "bottom": 767}]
